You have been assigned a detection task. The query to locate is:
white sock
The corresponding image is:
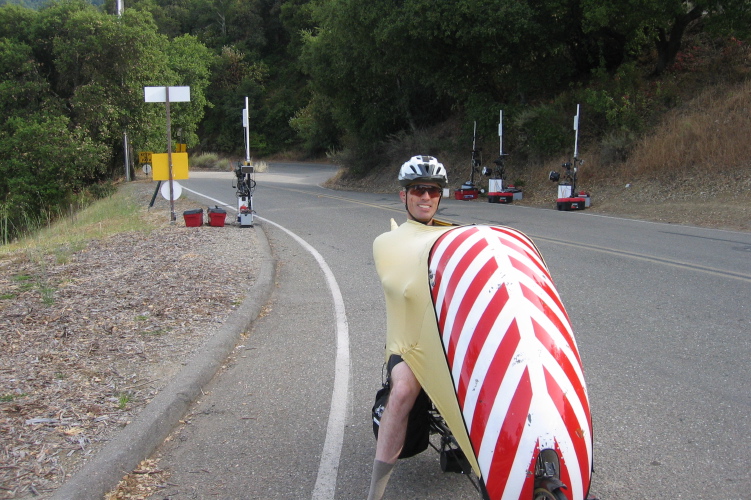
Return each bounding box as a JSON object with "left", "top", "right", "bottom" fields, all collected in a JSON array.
[{"left": 367, "top": 459, "right": 395, "bottom": 500}]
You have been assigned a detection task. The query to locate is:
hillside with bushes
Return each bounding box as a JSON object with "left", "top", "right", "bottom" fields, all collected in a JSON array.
[{"left": 324, "top": 30, "right": 750, "bottom": 231}]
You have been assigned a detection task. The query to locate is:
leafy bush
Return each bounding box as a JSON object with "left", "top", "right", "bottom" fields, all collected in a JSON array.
[
  {"left": 0, "top": 112, "right": 110, "bottom": 242},
  {"left": 327, "top": 138, "right": 389, "bottom": 178},
  {"left": 192, "top": 153, "right": 234, "bottom": 171},
  {"left": 599, "top": 131, "right": 634, "bottom": 165},
  {"left": 86, "top": 181, "right": 117, "bottom": 200},
  {"left": 289, "top": 95, "right": 341, "bottom": 157},
  {"left": 513, "top": 105, "right": 571, "bottom": 160},
  {"left": 581, "top": 63, "right": 655, "bottom": 133}
]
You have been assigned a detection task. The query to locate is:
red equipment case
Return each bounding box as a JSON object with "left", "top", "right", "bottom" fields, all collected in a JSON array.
[
  {"left": 488, "top": 192, "right": 514, "bottom": 204},
  {"left": 208, "top": 207, "right": 227, "bottom": 227},
  {"left": 183, "top": 208, "right": 204, "bottom": 227},
  {"left": 454, "top": 189, "right": 479, "bottom": 200},
  {"left": 556, "top": 197, "right": 586, "bottom": 211}
]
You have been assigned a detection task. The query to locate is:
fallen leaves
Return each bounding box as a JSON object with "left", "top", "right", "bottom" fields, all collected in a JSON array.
[
  {"left": 1, "top": 183, "right": 260, "bottom": 498},
  {"left": 104, "top": 459, "right": 170, "bottom": 500}
]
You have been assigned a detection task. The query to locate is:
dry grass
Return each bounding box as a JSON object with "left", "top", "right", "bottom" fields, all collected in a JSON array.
[
  {"left": 188, "top": 152, "right": 229, "bottom": 170},
  {"left": 630, "top": 80, "right": 751, "bottom": 176}
]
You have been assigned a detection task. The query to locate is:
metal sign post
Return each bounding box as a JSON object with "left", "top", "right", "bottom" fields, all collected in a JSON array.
[
  {"left": 498, "top": 109, "right": 504, "bottom": 157},
  {"left": 572, "top": 104, "right": 581, "bottom": 195},
  {"left": 487, "top": 110, "right": 509, "bottom": 196},
  {"left": 144, "top": 86, "right": 190, "bottom": 221},
  {"left": 573, "top": 103, "right": 580, "bottom": 161},
  {"left": 123, "top": 131, "right": 130, "bottom": 182},
  {"left": 243, "top": 96, "right": 251, "bottom": 164},
  {"left": 165, "top": 88, "right": 174, "bottom": 220}
]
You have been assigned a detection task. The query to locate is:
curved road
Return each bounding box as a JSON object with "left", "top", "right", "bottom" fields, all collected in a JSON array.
[{"left": 162, "top": 162, "right": 750, "bottom": 499}]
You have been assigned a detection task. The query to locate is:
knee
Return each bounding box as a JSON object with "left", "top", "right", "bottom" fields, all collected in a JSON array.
[{"left": 388, "top": 374, "right": 421, "bottom": 410}]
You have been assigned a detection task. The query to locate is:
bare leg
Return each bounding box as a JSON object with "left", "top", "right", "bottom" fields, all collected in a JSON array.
[
  {"left": 375, "top": 361, "right": 421, "bottom": 462},
  {"left": 367, "top": 361, "right": 422, "bottom": 499}
]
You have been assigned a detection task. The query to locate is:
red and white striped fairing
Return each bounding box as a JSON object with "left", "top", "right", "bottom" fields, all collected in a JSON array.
[{"left": 428, "top": 225, "right": 592, "bottom": 500}]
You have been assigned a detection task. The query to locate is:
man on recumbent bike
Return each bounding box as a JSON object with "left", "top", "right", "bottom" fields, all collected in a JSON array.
[{"left": 368, "top": 156, "right": 453, "bottom": 500}]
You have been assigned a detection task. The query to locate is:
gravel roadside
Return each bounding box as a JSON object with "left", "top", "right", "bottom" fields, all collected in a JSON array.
[{"left": 1, "top": 179, "right": 266, "bottom": 499}]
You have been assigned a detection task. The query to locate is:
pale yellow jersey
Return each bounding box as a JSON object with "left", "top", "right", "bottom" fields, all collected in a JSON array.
[{"left": 372, "top": 219, "right": 480, "bottom": 475}]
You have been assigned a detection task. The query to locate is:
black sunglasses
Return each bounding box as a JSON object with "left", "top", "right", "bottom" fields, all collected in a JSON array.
[{"left": 408, "top": 184, "right": 443, "bottom": 197}]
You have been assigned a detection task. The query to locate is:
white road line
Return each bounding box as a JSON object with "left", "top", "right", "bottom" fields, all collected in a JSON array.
[
  {"left": 181, "top": 187, "right": 350, "bottom": 499},
  {"left": 180, "top": 187, "right": 234, "bottom": 211},
  {"left": 258, "top": 216, "right": 350, "bottom": 500}
]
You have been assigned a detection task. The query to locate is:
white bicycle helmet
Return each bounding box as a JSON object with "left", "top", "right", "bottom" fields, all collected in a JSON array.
[{"left": 398, "top": 155, "right": 448, "bottom": 188}]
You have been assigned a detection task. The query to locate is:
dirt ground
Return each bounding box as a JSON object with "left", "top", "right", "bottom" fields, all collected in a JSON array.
[{"left": 0, "top": 180, "right": 260, "bottom": 499}]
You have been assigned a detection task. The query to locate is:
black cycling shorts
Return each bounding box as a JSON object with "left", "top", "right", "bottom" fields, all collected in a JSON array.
[{"left": 371, "top": 355, "right": 431, "bottom": 459}]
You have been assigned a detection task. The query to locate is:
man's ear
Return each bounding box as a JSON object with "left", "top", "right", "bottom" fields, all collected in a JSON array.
[{"left": 399, "top": 189, "right": 407, "bottom": 204}]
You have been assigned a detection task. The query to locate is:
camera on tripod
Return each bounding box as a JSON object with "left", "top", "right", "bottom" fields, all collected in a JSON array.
[
  {"left": 235, "top": 163, "right": 254, "bottom": 178},
  {"left": 549, "top": 161, "right": 574, "bottom": 183}
]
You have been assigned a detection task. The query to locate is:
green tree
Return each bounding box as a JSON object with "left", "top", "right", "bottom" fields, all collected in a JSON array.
[
  {"left": 124, "top": 0, "right": 266, "bottom": 53},
  {"left": 0, "top": 113, "right": 110, "bottom": 237},
  {"left": 30, "top": 2, "right": 172, "bottom": 156},
  {"left": 300, "top": 0, "right": 549, "bottom": 152},
  {"left": 199, "top": 45, "right": 267, "bottom": 152},
  {"left": 0, "top": 0, "right": 214, "bottom": 239},
  {"left": 300, "top": 0, "right": 432, "bottom": 144},
  {"left": 0, "top": 3, "right": 35, "bottom": 41},
  {"left": 0, "top": 37, "right": 52, "bottom": 118},
  {"left": 163, "top": 34, "right": 213, "bottom": 148},
  {"left": 581, "top": 0, "right": 751, "bottom": 75},
  {"left": 35, "top": 3, "right": 212, "bottom": 160}
]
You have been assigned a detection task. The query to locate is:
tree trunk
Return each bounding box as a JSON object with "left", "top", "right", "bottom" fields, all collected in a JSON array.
[{"left": 652, "top": 5, "right": 704, "bottom": 76}]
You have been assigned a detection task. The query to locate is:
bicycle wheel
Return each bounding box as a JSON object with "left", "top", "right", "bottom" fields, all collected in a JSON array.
[{"left": 533, "top": 487, "right": 569, "bottom": 500}]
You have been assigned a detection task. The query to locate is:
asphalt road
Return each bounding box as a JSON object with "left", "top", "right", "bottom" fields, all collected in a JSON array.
[{"left": 160, "top": 162, "right": 751, "bottom": 499}]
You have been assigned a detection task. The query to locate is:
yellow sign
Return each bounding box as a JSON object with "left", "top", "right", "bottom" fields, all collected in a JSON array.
[
  {"left": 139, "top": 152, "right": 152, "bottom": 164},
  {"left": 151, "top": 153, "right": 189, "bottom": 180},
  {"left": 174, "top": 143, "right": 187, "bottom": 153}
]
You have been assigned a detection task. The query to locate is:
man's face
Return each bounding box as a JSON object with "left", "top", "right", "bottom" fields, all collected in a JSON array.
[{"left": 400, "top": 182, "right": 442, "bottom": 224}]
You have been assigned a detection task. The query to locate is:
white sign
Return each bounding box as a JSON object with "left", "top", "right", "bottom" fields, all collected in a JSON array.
[
  {"left": 144, "top": 86, "right": 191, "bottom": 103},
  {"left": 160, "top": 180, "right": 183, "bottom": 201}
]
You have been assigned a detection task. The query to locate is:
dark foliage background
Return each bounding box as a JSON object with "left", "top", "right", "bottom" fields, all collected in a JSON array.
[{"left": 1, "top": 0, "right": 750, "bottom": 241}]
